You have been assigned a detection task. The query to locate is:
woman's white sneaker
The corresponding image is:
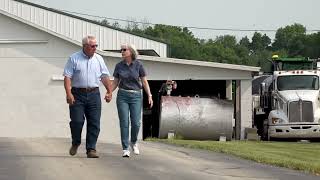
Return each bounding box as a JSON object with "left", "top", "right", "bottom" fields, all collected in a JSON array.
[
  {"left": 131, "top": 143, "right": 140, "bottom": 155},
  {"left": 122, "top": 150, "right": 130, "bottom": 157}
]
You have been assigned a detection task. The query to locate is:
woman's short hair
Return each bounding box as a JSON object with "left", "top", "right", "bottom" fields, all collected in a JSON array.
[
  {"left": 122, "top": 43, "right": 139, "bottom": 60},
  {"left": 82, "top": 35, "right": 96, "bottom": 45}
]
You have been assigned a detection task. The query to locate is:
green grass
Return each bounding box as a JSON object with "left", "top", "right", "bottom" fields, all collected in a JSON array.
[{"left": 147, "top": 138, "right": 320, "bottom": 175}]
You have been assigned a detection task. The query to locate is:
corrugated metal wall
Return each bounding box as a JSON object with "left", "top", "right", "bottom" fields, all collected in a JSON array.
[{"left": 0, "top": 0, "right": 167, "bottom": 57}]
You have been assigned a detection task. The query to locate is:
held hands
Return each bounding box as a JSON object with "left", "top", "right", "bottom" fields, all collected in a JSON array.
[
  {"left": 104, "top": 92, "right": 112, "bottom": 103},
  {"left": 66, "top": 94, "right": 75, "bottom": 105},
  {"left": 148, "top": 95, "right": 153, "bottom": 108}
]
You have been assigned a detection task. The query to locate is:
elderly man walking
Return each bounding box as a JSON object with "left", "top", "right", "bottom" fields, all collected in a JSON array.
[{"left": 63, "top": 35, "right": 112, "bottom": 158}]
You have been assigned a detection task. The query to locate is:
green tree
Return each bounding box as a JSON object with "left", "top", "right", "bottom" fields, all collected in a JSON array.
[
  {"left": 250, "top": 50, "right": 273, "bottom": 72},
  {"left": 125, "top": 18, "right": 143, "bottom": 34},
  {"left": 143, "top": 24, "right": 201, "bottom": 59},
  {"left": 272, "top": 23, "right": 306, "bottom": 56},
  {"left": 250, "top": 32, "right": 271, "bottom": 52},
  {"left": 198, "top": 36, "right": 246, "bottom": 64},
  {"left": 235, "top": 44, "right": 253, "bottom": 65},
  {"left": 303, "top": 32, "right": 320, "bottom": 58},
  {"left": 123, "top": 21, "right": 320, "bottom": 70},
  {"left": 100, "top": 19, "right": 110, "bottom": 26},
  {"left": 239, "top": 36, "right": 250, "bottom": 49},
  {"left": 112, "top": 21, "right": 121, "bottom": 29},
  {"left": 215, "top": 35, "right": 237, "bottom": 48}
]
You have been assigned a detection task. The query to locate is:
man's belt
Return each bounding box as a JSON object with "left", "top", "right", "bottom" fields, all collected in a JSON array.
[{"left": 72, "top": 87, "right": 99, "bottom": 92}]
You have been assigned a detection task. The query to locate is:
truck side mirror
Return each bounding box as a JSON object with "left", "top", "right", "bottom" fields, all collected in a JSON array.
[
  {"left": 260, "top": 83, "right": 266, "bottom": 94},
  {"left": 260, "top": 83, "right": 268, "bottom": 108}
]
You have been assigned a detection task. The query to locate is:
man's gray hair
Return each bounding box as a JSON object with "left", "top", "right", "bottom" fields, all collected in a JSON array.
[
  {"left": 123, "top": 43, "right": 139, "bottom": 60},
  {"left": 82, "top": 35, "right": 96, "bottom": 45}
]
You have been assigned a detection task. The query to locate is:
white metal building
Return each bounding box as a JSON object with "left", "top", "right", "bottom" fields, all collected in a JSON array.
[
  {"left": 0, "top": 0, "right": 260, "bottom": 143},
  {"left": 0, "top": 0, "right": 168, "bottom": 57}
]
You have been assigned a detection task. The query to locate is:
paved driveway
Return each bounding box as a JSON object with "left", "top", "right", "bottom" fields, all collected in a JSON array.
[{"left": 0, "top": 137, "right": 318, "bottom": 180}]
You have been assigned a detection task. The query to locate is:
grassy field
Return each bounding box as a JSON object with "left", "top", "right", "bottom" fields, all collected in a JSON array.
[{"left": 147, "top": 139, "right": 320, "bottom": 175}]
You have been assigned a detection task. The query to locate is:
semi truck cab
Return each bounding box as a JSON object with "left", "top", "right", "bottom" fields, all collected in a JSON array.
[
  {"left": 267, "top": 70, "right": 320, "bottom": 139},
  {"left": 253, "top": 55, "right": 320, "bottom": 140}
]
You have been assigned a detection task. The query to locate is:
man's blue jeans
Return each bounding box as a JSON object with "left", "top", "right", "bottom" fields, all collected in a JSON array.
[
  {"left": 69, "top": 88, "right": 101, "bottom": 151},
  {"left": 116, "top": 89, "right": 142, "bottom": 150}
]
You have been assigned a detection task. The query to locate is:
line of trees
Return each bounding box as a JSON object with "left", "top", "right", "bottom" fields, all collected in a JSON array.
[{"left": 100, "top": 19, "right": 320, "bottom": 72}]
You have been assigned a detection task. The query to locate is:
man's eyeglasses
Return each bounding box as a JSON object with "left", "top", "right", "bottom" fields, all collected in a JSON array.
[
  {"left": 86, "top": 44, "right": 98, "bottom": 48},
  {"left": 120, "top": 48, "right": 127, "bottom": 52}
]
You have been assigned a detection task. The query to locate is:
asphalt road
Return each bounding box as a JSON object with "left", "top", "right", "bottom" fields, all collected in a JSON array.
[{"left": 0, "top": 137, "right": 318, "bottom": 180}]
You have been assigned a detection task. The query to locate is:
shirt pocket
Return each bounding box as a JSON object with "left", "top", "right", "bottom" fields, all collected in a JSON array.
[{"left": 74, "top": 65, "right": 81, "bottom": 74}]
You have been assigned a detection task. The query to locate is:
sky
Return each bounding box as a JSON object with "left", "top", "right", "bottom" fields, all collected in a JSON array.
[{"left": 25, "top": 0, "right": 320, "bottom": 41}]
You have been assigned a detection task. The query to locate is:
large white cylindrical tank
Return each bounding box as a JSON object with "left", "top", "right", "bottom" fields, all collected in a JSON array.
[{"left": 159, "top": 96, "right": 233, "bottom": 140}]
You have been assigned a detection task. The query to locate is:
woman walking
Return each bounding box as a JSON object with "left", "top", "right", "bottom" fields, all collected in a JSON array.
[{"left": 112, "top": 44, "right": 153, "bottom": 157}]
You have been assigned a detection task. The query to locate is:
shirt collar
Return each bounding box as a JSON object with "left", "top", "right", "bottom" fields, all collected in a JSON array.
[
  {"left": 121, "top": 59, "right": 137, "bottom": 66},
  {"left": 81, "top": 50, "right": 94, "bottom": 59}
]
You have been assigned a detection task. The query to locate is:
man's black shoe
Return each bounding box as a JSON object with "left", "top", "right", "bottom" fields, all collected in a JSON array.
[{"left": 69, "top": 144, "right": 79, "bottom": 156}]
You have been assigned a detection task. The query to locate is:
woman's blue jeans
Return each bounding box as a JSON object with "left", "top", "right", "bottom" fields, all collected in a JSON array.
[{"left": 116, "top": 89, "right": 142, "bottom": 150}]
